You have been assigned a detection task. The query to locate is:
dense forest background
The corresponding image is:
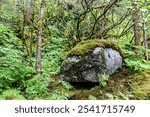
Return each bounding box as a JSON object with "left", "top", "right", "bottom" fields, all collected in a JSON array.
[{"left": 0, "top": 0, "right": 150, "bottom": 100}]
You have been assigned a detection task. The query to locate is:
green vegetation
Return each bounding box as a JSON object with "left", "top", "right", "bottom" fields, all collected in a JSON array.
[
  {"left": 68, "top": 69, "right": 150, "bottom": 100},
  {"left": 0, "top": 0, "right": 150, "bottom": 100},
  {"left": 0, "top": 89, "right": 26, "bottom": 100},
  {"left": 130, "top": 71, "right": 150, "bottom": 100},
  {"left": 99, "top": 74, "right": 109, "bottom": 88},
  {"left": 0, "top": 26, "right": 34, "bottom": 91}
]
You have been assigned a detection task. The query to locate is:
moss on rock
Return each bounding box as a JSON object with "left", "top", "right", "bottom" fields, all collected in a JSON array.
[{"left": 67, "top": 39, "right": 123, "bottom": 57}]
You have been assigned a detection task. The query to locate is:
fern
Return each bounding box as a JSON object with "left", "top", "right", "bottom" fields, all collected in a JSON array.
[
  {"left": 0, "top": 89, "right": 26, "bottom": 100},
  {"left": 0, "top": 27, "right": 34, "bottom": 90},
  {"left": 99, "top": 74, "right": 109, "bottom": 88},
  {"left": 50, "top": 90, "right": 69, "bottom": 100}
]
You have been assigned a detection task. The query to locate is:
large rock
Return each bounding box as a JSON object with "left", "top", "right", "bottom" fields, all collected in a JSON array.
[{"left": 60, "top": 39, "right": 123, "bottom": 82}]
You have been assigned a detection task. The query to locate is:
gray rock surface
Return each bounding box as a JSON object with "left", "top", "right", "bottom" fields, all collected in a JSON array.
[
  {"left": 104, "top": 48, "right": 122, "bottom": 75},
  {"left": 60, "top": 47, "right": 122, "bottom": 82}
]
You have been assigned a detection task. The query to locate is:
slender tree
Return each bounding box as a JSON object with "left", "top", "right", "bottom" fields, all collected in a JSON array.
[
  {"left": 29, "top": 0, "right": 35, "bottom": 66},
  {"left": 142, "top": 0, "right": 148, "bottom": 61},
  {"left": 35, "top": 0, "right": 45, "bottom": 74},
  {"left": 131, "top": 0, "right": 141, "bottom": 54}
]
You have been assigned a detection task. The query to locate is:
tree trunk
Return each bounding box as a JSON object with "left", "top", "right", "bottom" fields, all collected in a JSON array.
[
  {"left": 35, "top": 0, "right": 45, "bottom": 74},
  {"left": 142, "top": 17, "right": 148, "bottom": 61},
  {"left": 131, "top": 0, "right": 141, "bottom": 54},
  {"left": 142, "top": 1, "right": 148, "bottom": 61},
  {"left": 29, "top": 0, "right": 34, "bottom": 66},
  {"left": 101, "top": 8, "right": 106, "bottom": 36}
]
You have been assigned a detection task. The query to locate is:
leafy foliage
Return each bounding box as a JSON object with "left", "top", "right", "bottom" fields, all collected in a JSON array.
[
  {"left": 24, "top": 75, "right": 50, "bottom": 99},
  {"left": 0, "top": 26, "right": 34, "bottom": 90},
  {"left": 60, "top": 80, "right": 73, "bottom": 90},
  {"left": 99, "top": 74, "right": 109, "bottom": 88},
  {"left": 121, "top": 43, "right": 150, "bottom": 71},
  {"left": 42, "top": 25, "right": 67, "bottom": 75},
  {"left": 0, "top": 89, "right": 26, "bottom": 100},
  {"left": 124, "top": 59, "right": 150, "bottom": 71},
  {"left": 50, "top": 90, "right": 70, "bottom": 100},
  {"left": 0, "top": 0, "right": 150, "bottom": 100}
]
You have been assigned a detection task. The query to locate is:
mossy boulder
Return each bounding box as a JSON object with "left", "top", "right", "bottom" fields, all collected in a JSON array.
[
  {"left": 60, "top": 39, "right": 123, "bottom": 82},
  {"left": 67, "top": 39, "right": 123, "bottom": 57}
]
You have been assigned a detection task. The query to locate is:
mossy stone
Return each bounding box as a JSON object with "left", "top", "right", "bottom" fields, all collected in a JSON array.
[{"left": 67, "top": 39, "right": 123, "bottom": 57}]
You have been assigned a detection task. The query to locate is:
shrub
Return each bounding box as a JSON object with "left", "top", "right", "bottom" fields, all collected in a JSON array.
[
  {"left": 25, "top": 75, "right": 50, "bottom": 99},
  {"left": 0, "top": 26, "right": 34, "bottom": 90}
]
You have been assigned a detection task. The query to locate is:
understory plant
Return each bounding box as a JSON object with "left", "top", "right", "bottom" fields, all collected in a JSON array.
[
  {"left": 99, "top": 74, "right": 109, "bottom": 88},
  {"left": 0, "top": 26, "right": 34, "bottom": 91}
]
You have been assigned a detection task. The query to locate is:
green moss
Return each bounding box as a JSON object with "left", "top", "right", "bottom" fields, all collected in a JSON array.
[
  {"left": 67, "top": 39, "right": 124, "bottom": 57},
  {"left": 65, "top": 69, "right": 150, "bottom": 100},
  {"left": 129, "top": 71, "right": 150, "bottom": 99},
  {"left": 51, "top": 67, "right": 150, "bottom": 100}
]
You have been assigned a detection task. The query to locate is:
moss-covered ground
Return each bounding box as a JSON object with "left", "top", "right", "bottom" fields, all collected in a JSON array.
[{"left": 50, "top": 69, "right": 150, "bottom": 100}]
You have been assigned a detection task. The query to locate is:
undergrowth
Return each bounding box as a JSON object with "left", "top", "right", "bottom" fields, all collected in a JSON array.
[{"left": 0, "top": 25, "right": 70, "bottom": 100}]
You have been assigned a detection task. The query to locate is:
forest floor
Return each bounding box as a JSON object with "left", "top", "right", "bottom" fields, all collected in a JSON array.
[{"left": 50, "top": 69, "right": 150, "bottom": 100}]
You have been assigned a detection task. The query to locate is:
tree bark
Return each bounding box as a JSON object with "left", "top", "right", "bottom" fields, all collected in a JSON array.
[
  {"left": 142, "top": 15, "right": 148, "bottom": 61},
  {"left": 131, "top": 0, "right": 141, "bottom": 54},
  {"left": 29, "top": 0, "right": 35, "bottom": 66},
  {"left": 35, "top": 0, "right": 45, "bottom": 74},
  {"left": 142, "top": 1, "right": 148, "bottom": 61}
]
